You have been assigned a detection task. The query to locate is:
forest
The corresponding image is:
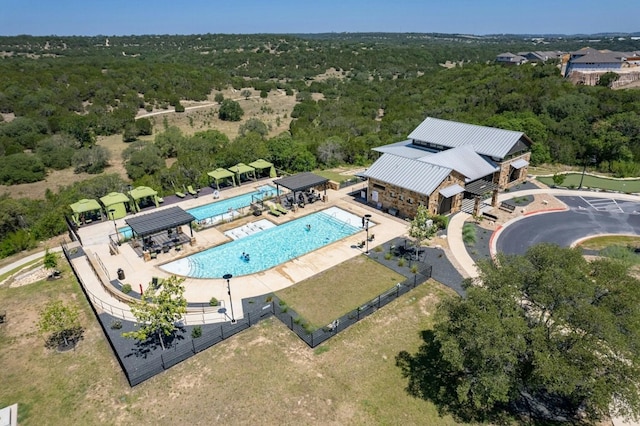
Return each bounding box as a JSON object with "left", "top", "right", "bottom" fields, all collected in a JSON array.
[{"left": 0, "top": 32, "right": 639, "bottom": 257}]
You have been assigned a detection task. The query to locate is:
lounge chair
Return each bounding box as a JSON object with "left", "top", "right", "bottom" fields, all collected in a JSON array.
[
  {"left": 175, "top": 191, "right": 186, "bottom": 198},
  {"left": 275, "top": 203, "right": 288, "bottom": 214},
  {"left": 187, "top": 185, "right": 199, "bottom": 197},
  {"left": 268, "top": 204, "right": 281, "bottom": 217}
]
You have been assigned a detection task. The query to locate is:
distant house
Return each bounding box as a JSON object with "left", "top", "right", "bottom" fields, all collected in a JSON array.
[
  {"left": 564, "top": 47, "right": 640, "bottom": 86},
  {"left": 362, "top": 118, "right": 532, "bottom": 218},
  {"left": 495, "top": 52, "right": 527, "bottom": 65},
  {"left": 517, "top": 50, "right": 563, "bottom": 62}
]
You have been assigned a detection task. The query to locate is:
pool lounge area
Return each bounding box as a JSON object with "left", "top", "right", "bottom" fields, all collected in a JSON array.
[{"left": 161, "top": 207, "right": 370, "bottom": 278}]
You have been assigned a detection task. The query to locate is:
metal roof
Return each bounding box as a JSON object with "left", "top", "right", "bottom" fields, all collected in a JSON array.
[
  {"left": 464, "top": 179, "right": 498, "bottom": 196},
  {"left": 419, "top": 146, "right": 499, "bottom": 182},
  {"left": 407, "top": 117, "right": 527, "bottom": 159},
  {"left": 362, "top": 154, "right": 451, "bottom": 196},
  {"left": 439, "top": 184, "right": 465, "bottom": 198},
  {"left": 273, "top": 172, "right": 329, "bottom": 192},
  {"left": 372, "top": 140, "right": 437, "bottom": 159},
  {"left": 125, "top": 206, "right": 195, "bottom": 237},
  {"left": 511, "top": 159, "right": 529, "bottom": 169}
]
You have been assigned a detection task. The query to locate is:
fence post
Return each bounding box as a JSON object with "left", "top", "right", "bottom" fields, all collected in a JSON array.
[
  {"left": 192, "top": 339, "right": 196, "bottom": 354},
  {"left": 221, "top": 324, "right": 224, "bottom": 340},
  {"left": 377, "top": 295, "right": 381, "bottom": 308},
  {"left": 290, "top": 316, "right": 293, "bottom": 329}
]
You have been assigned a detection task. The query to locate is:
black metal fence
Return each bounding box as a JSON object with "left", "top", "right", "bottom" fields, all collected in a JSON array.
[
  {"left": 271, "top": 265, "right": 432, "bottom": 348},
  {"left": 63, "top": 239, "right": 433, "bottom": 386}
]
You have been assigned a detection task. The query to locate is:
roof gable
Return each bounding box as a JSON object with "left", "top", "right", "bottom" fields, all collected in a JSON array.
[
  {"left": 419, "top": 146, "right": 498, "bottom": 182},
  {"left": 407, "top": 117, "right": 527, "bottom": 159},
  {"left": 362, "top": 153, "right": 451, "bottom": 196}
]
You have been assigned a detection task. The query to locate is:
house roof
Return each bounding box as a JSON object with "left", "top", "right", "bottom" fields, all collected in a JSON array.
[
  {"left": 407, "top": 117, "right": 527, "bottom": 159},
  {"left": 362, "top": 154, "right": 451, "bottom": 196},
  {"left": 372, "top": 139, "right": 437, "bottom": 159},
  {"left": 419, "top": 146, "right": 499, "bottom": 182},
  {"left": 571, "top": 51, "right": 624, "bottom": 64}
]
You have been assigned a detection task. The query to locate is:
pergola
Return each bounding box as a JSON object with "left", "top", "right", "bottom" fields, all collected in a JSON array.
[
  {"left": 128, "top": 186, "right": 159, "bottom": 212},
  {"left": 248, "top": 159, "right": 276, "bottom": 179},
  {"left": 69, "top": 198, "right": 103, "bottom": 226},
  {"left": 125, "top": 206, "right": 195, "bottom": 239},
  {"left": 464, "top": 179, "right": 499, "bottom": 216},
  {"left": 100, "top": 192, "right": 131, "bottom": 219},
  {"left": 228, "top": 163, "right": 256, "bottom": 185},
  {"left": 273, "top": 172, "right": 329, "bottom": 202}
]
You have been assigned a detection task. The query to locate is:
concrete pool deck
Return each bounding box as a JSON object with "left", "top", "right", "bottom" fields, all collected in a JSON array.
[{"left": 75, "top": 179, "right": 410, "bottom": 324}]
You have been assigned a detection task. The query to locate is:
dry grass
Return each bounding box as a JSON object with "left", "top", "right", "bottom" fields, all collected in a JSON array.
[
  {"left": 276, "top": 256, "right": 405, "bottom": 327},
  {"left": 0, "top": 259, "right": 462, "bottom": 425},
  {"left": 577, "top": 235, "right": 640, "bottom": 250}
]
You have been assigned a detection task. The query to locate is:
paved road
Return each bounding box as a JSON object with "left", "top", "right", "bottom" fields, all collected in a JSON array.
[{"left": 496, "top": 195, "right": 640, "bottom": 255}]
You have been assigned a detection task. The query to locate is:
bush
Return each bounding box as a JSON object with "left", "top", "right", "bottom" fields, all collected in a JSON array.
[
  {"left": 191, "top": 326, "right": 202, "bottom": 338},
  {"left": 462, "top": 223, "right": 477, "bottom": 245},
  {"left": 121, "top": 283, "right": 132, "bottom": 294},
  {"left": 110, "top": 319, "right": 122, "bottom": 330},
  {"left": 209, "top": 297, "right": 219, "bottom": 307},
  {"left": 218, "top": 99, "right": 244, "bottom": 121}
]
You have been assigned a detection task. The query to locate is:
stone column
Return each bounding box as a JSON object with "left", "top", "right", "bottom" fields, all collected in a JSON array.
[
  {"left": 491, "top": 189, "right": 499, "bottom": 207},
  {"left": 473, "top": 196, "right": 481, "bottom": 217}
]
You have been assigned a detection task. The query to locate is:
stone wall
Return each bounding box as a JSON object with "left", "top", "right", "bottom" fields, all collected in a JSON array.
[{"left": 496, "top": 152, "right": 531, "bottom": 188}]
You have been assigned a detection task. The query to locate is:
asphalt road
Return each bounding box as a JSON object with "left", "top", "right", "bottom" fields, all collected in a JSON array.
[{"left": 496, "top": 195, "right": 640, "bottom": 255}]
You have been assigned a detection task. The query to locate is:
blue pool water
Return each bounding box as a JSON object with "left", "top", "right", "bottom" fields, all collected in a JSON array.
[
  {"left": 188, "top": 184, "right": 276, "bottom": 223},
  {"left": 161, "top": 207, "right": 363, "bottom": 278},
  {"left": 117, "top": 185, "right": 276, "bottom": 237}
]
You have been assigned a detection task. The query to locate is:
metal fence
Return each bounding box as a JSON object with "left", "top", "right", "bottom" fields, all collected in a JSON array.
[
  {"left": 271, "top": 265, "right": 432, "bottom": 348},
  {"left": 63, "top": 240, "right": 433, "bottom": 386}
]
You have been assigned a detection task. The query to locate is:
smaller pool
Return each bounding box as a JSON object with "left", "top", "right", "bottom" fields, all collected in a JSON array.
[
  {"left": 161, "top": 207, "right": 370, "bottom": 278},
  {"left": 188, "top": 184, "right": 276, "bottom": 225}
]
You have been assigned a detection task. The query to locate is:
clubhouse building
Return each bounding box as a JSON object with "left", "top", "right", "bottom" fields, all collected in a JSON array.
[{"left": 362, "top": 117, "right": 532, "bottom": 218}]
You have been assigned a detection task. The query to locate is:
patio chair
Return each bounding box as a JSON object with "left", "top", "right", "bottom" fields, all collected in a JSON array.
[
  {"left": 268, "top": 204, "right": 281, "bottom": 217},
  {"left": 275, "top": 203, "right": 288, "bottom": 214},
  {"left": 187, "top": 185, "right": 199, "bottom": 197},
  {"left": 175, "top": 190, "right": 186, "bottom": 198}
]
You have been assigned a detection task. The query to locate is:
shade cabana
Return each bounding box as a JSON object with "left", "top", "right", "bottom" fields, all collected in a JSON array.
[
  {"left": 249, "top": 159, "right": 276, "bottom": 179},
  {"left": 100, "top": 192, "right": 131, "bottom": 220},
  {"left": 273, "top": 172, "right": 329, "bottom": 204},
  {"left": 228, "top": 163, "right": 256, "bottom": 185},
  {"left": 125, "top": 206, "right": 195, "bottom": 240},
  {"left": 69, "top": 198, "right": 103, "bottom": 226},
  {"left": 129, "top": 186, "right": 159, "bottom": 212},
  {"left": 207, "top": 168, "right": 237, "bottom": 190}
]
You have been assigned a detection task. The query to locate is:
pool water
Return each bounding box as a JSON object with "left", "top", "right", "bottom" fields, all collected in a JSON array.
[
  {"left": 188, "top": 184, "right": 276, "bottom": 224},
  {"left": 161, "top": 207, "right": 365, "bottom": 278}
]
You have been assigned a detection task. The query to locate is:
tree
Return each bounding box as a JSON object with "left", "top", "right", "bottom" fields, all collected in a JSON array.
[
  {"left": 241, "top": 89, "right": 252, "bottom": 100},
  {"left": 214, "top": 92, "right": 224, "bottom": 104},
  {"left": 37, "top": 300, "right": 82, "bottom": 349},
  {"left": 218, "top": 99, "right": 244, "bottom": 122},
  {"left": 72, "top": 146, "right": 110, "bottom": 174},
  {"left": 407, "top": 205, "right": 438, "bottom": 246},
  {"left": 552, "top": 173, "right": 565, "bottom": 187},
  {"left": 397, "top": 244, "right": 640, "bottom": 423},
  {"left": 598, "top": 71, "right": 620, "bottom": 87},
  {"left": 43, "top": 248, "right": 58, "bottom": 273},
  {"left": 123, "top": 276, "right": 187, "bottom": 350}
]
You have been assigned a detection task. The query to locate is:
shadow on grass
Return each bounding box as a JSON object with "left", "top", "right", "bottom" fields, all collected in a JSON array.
[{"left": 44, "top": 326, "right": 85, "bottom": 352}]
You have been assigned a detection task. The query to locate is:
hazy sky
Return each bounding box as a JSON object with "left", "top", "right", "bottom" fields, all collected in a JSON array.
[{"left": 2, "top": 0, "right": 638, "bottom": 36}]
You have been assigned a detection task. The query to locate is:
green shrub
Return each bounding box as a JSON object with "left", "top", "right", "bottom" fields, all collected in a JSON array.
[
  {"left": 191, "top": 326, "right": 202, "bottom": 338},
  {"left": 110, "top": 320, "right": 122, "bottom": 330},
  {"left": 384, "top": 252, "right": 393, "bottom": 260},
  {"left": 462, "top": 223, "right": 477, "bottom": 245},
  {"left": 209, "top": 297, "right": 219, "bottom": 307},
  {"left": 398, "top": 258, "right": 405, "bottom": 267},
  {"left": 121, "top": 284, "right": 132, "bottom": 294}
]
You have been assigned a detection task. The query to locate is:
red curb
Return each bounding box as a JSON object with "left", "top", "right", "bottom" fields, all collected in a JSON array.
[
  {"left": 488, "top": 225, "right": 503, "bottom": 256},
  {"left": 523, "top": 207, "right": 568, "bottom": 216}
]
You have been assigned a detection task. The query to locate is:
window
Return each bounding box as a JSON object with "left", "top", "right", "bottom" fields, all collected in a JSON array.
[
  {"left": 398, "top": 194, "right": 404, "bottom": 201},
  {"left": 373, "top": 183, "right": 386, "bottom": 191},
  {"left": 389, "top": 191, "right": 396, "bottom": 198},
  {"left": 407, "top": 198, "right": 414, "bottom": 204}
]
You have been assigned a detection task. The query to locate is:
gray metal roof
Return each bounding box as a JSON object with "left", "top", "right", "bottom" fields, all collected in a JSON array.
[
  {"left": 510, "top": 158, "right": 529, "bottom": 169},
  {"left": 273, "top": 172, "right": 329, "bottom": 192},
  {"left": 407, "top": 117, "right": 526, "bottom": 159},
  {"left": 372, "top": 139, "right": 437, "bottom": 159},
  {"left": 125, "top": 206, "right": 195, "bottom": 237},
  {"left": 439, "top": 184, "right": 464, "bottom": 198},
  {"left": 419, "top": 146, "right": 499, "bottom": 182},
  {"left": 362, "top": 154, "right": 451, "bottom": 196}
]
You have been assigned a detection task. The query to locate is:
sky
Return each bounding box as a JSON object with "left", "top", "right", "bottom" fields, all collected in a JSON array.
[{"left": 1, "top": 0, "right": 639, "bottom": 37}]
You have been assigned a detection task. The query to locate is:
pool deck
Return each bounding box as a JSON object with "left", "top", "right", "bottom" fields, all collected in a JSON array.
[{"left": 75, "top": 179, "right": 411, "bottom": 324}]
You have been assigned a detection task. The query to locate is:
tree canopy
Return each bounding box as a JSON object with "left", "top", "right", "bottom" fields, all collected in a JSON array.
[
  {"left": 123, "top": 276, "right": 187, "bottom": 350},
  {"left": 396, "top": 244, "right": 640, "bottom": 424}
]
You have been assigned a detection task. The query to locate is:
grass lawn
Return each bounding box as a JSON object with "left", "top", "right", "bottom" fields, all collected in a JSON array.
[
  {"left": 1, "top": 256, "right": 464, "bottom": 425},
  {"left": 313, "top": 169, "right": 360, "bottom": 183},
  {"left": 577, "top": 235, "right": 640, "bottom": 250},
  {"left": 275, "top": 256, "right": 405, "bottom": 328},
  {"left": 537, "top": 173, "right": 640, "bottom": 192}
]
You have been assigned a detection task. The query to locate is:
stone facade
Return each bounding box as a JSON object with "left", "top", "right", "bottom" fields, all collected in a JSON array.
[
  {"left": 495, "top": 152, "right": 531, "bottom": 189},
  {"left": 367, "top": 170, "right": 465, "bottom": 218}
]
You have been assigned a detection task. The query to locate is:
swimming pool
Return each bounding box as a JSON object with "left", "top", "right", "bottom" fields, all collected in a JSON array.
[
  {"left": 189, "top": 184, "right": 276, "bottom": 224},
  {"left": 160, "top": 207, "right": 366, "bottom": 278}
]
